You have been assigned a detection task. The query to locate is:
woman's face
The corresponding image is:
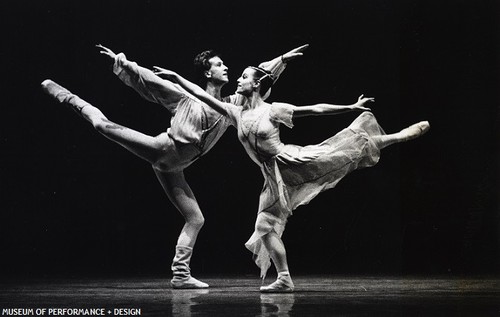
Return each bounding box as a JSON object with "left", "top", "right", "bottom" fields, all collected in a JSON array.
[{"left": 236, "top": 68, "right": 257, "bottom": 96}]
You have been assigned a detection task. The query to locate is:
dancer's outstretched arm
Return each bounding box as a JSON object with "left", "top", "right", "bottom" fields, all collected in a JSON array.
[
  {"left": 153, "top": 67, "right": 231, "bottom": 116},
  {"left": 292, "top": 94, "right": 373, "bottom": 118},
  {"left": 224, "top": 44, "right": 308, "bottom": 105},
  {"left": 96, "top": 44, "right": 184, "bottom": 111},
  {"left": 259, "top": 44, "right": 309, "bottom": 83}
]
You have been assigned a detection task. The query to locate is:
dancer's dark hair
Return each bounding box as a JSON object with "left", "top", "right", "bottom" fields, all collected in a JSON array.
[{"left": 193, "top": 50, "right": 220, "bottom": 87}]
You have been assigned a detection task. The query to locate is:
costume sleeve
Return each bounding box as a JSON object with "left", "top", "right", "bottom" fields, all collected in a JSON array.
[
  {"left": 270, "top": 102, "right": 294, "bottom": 128},
  {"left": 113, "top": 53, "right": 185, "bottom": 113},
  {"left": 258, "top": 56, "right": 287, "bottom": 83},
  {"left": 258, "top": 55, "right": 288, "bottom": 101}
]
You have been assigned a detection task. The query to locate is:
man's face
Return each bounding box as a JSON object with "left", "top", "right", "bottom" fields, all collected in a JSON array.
[{"left": 206, "top": 56, "right": 229, "bottom": 84}]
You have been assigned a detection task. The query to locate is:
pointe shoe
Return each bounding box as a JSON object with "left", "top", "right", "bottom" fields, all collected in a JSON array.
[
  {"left": 260, "top": 275, "right": 294, "bottom": 293},
  {"left": 41, "top": 79, "right": 88, "bottom": 114},
  {"left": 401, "top": 121, "right": 430, "bottom": 141},
  {"left": 170, "top": 276, "right": 209, "bottom": 289}
]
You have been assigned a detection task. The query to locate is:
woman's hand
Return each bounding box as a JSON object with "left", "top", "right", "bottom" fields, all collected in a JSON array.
[
  {"left": 353, "top": 94, "right": 374, "bottom": 111},
  {"left": 96, "top": 44, "right": 117, "bottom": 59},
  {"left": 152, "top": 66, "right": 179, "bottom": 82},
  {"left": 281, "top": 44, "right": 309, "bottom": 63}
]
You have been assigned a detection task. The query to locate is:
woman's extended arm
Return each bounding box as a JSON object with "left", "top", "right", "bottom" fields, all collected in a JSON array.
[
  {"left": 152, "top": 66, "right": 230, "bottom": 116},
  {"left": 258, "top": 44, "right": 309, "bottom": 82},
  {"left": 292, "top": 95, "right": 374, "bottom": 118}
]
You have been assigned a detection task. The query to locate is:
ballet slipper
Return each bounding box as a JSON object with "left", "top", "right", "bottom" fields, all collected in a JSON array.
[
  {"left": 400, "top": 121, "right": 430, "bottom": 141},
  {"left": 170, "top": 245, "right": 209, "bottom": 289},
  {"left": 41, "top": 79, "right": 88, "bottom": 114},
  {"left": 170, "top": 276, "right": 209, "bottom": 289},
  {"left": 260, "top": 275, "right": 294, "bottom": 293}
]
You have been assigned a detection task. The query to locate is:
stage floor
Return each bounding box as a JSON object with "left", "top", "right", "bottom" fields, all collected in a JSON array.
[{"left": 0, "top": 276, "right": 498, "bottom": 316}]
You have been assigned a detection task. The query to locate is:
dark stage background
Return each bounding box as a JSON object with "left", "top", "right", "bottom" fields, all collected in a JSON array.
[{"left": 1, "top": 0, "right": 498, "bottom": 279}]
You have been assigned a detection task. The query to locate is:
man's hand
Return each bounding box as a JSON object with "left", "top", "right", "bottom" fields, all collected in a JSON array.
[{"left": 96, "top": 44, "right": 117, "bottom": 60}]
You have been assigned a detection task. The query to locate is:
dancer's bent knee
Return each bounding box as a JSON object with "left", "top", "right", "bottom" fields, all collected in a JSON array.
[
  {"left": 186, "top": 215, "right": 205, "bottom": 230},
  {"left": 255, "top": 212, "right": 278, "bottom": 233}
]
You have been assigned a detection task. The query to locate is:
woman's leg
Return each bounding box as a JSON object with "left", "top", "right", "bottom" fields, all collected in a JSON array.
[
  {"left": 372, "top": 121, "right": 430, "bottom": 150},
  {"left": 258, "top": 214, "right": 294, "bottom": 292},
  {"left": 154, "top": 170, "right": 208, "bottom": 289},
  {"left": 261, "top": 231, "right": 289, "bottom": 274}
]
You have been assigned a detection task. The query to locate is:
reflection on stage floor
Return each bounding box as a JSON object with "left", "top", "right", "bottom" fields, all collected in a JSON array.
[{"left": 1, "top": 276, "right": 498, "bottom": 316}]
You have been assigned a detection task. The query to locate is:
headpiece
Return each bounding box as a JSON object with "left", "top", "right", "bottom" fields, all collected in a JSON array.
[{"left": 248, "top": 66, "right": 276, "bottom": 83}]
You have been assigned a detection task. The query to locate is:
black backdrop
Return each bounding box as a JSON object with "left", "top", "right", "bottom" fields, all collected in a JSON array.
[{"left": 1, "top": 0, "right": 498, "bottom": 278}]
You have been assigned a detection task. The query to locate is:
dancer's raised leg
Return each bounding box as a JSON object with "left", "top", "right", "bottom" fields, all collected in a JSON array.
[
  {"left": 154, "top": 170, "right": 208, "bottom": 289},
  {"left": 41, "top": 79, "right": 164, "bottom": 163}
]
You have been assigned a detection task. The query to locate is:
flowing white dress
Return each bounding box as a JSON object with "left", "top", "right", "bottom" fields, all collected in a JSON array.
[{"left": 225, "top": 102, "right": 385, "bottom": 277}]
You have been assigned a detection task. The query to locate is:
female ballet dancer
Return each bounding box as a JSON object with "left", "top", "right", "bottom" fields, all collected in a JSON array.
[
  {"left": 41, "top": 44, "right": 307, "bottom": 289},
  {"left": 152, "top": 65, "right": 430, "bottom": 292}
]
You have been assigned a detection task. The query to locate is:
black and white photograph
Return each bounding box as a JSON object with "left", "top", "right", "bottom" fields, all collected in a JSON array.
[{"left": 1, "top": 0, "right": 498, "bottom": 316}]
